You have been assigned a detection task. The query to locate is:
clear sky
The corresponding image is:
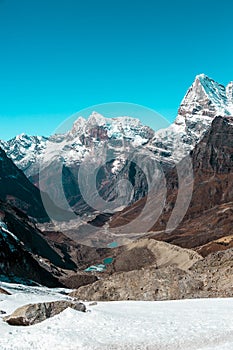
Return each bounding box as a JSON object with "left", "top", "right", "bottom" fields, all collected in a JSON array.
[{"left": 0, "top": 0, "right": 233, "bottom": 140}]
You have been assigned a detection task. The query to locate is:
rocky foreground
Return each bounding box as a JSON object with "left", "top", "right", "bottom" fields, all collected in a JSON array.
[{"left": 69, "top": 238, "right": 233, "bottom": 301}]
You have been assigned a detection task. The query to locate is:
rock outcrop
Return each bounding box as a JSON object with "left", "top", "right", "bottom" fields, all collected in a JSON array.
[
  {"left": 0, "top": 287, "right": 11, "bottom": 295},
  {"left": 4, "top": 300, "right": 86, "bottom": 326},
  {"left": 70, "top": 246, "right": 233, "bottom": 301}
]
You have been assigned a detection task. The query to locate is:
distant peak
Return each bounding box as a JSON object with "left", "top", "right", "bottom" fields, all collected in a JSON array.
[
  {"left": 194, "top": 74, "right": 216, "bottom": 86},
  {"left": 15, "top": 133, "right": 27, "bottom": 140},
  {"left": 195, "top": 73, "right": 209, "bottom": 80},
  {"left": 87, "top": 111, "right": 106, "bottom": 125},
  {"left": 72, "top": 116, "right": 86, "bottom": 126},
  {"left": 178, "top": 74, "right": 230, "bottom": 118}
]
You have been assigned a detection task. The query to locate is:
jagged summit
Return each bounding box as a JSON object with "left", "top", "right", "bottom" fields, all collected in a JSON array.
[
  {"left": 70, "top": 111, "right": 153, "bottom": 140},
  {"left": 1, "top": 111, "right": 154, "bottom": 177},
  {"left": 178, "top": 73, "right": 230, "bottom": 118},
  {"left": 1, "top": 73, "right": 233, "bottom": 175},
  {"left": 150, "top": 74, "right": 233, "bottom": 163},
  {"left": 72, "top": 111, "right": 144, "bottom": 128}
]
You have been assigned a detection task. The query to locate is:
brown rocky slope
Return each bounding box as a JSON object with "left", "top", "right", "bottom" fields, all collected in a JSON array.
[
  {"left": 70, "top": 240, "right": 233, "bottom": 301},
  {"left": 109, "top": 116, "right": 233, "bottom": 253}
]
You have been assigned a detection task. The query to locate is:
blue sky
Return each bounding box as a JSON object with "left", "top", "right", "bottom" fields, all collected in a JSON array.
[{"left": 0, "top": 0, "right": 233, "bottom": 140}]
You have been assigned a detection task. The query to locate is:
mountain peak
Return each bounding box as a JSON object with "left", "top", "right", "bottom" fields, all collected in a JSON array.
[
  {"left": 178, "top": 74, "right": 230, "bottom": 119},
  {"left": 87, "top": 111, "right": 106, "bottom": 126},
  {"left": 71, "top": 116, "right": 86, "bottom": 135},
  {"left": 195, "top": 73, "right": 209, "bottom": 81}
]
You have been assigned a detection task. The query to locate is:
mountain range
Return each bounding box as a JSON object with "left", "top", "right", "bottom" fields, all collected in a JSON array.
[
  {"left": 1, "top": 74, "right": 233, "bottom": 172},
  {"left": 1, "top": 73, "right": 233, "bottom": 291}
]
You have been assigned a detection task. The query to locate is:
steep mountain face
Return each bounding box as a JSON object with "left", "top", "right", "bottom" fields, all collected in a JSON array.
[
  {"left": 150, "top": 74, "right": 233, "bottom": 163},
  {"left": 0, "top": 147, "right": 51, "bottom": 220},
  {"left": 0, "top": 147, "right": 74, "bottom": 222},
  {"left": 1, "top": 113, "right": 154, "bottom": 178},
  {"left": 0, "top": 200, "right": 71, "bottom": 286}
]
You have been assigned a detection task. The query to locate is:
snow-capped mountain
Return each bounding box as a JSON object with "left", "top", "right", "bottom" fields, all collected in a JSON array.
[
  {"left": 2, "top": 74, "right": 233, "bottom": 177},
  {"left": 1, "top": 74, "right": 233, "bottom": 218},
  {"left": 0, "top": 112, "right": 154, "bottom": 178},
  {"left": 150, "top": 74, "right": 233, "bottom": 163}
]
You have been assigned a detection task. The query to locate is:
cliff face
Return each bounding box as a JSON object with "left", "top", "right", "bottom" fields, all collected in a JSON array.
[
  {"left": 153, "top": 116, "right": 233, "bottom": 249},
  {"left": 192, "top": 116, "right": 233, "bottom": 174},
  {"left": 0, "top": 147, "right": 49, "bottom": 220}
]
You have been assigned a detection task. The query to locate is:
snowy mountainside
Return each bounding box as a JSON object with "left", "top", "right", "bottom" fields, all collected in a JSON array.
[
  {"left": 1, "top": 112, "right": 154, "bottom": 178},
  {"left": 1, "top": 74, "right": 233, "bottom": 177},
  {"left": 150, "top": 74, "right": 233, "bottom": 163}
]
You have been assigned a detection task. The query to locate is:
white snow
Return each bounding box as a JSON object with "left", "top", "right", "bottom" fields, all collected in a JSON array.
[{"left": 1, "top": 282, "right": 233, "bottom": 349}]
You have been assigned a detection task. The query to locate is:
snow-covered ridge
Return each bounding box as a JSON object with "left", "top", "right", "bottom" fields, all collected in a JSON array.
[
  {"left": 0, "top": 112, "right": 154, "bottom": 177},
  {"left": 178, "top": 73, "right": 233, "bottom": 117},
  {"left": 150, "top": 74, "right": 233, "bottom": 163},
  {"left": 70, "top": 111, "right": 152, "bottom": 140},
  {"left": 1, "top": 74, "right": 233, "bottom": 175}
]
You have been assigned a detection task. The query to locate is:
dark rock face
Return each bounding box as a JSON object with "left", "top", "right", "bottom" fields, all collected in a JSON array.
[
  {"left": 0, "top": 207, "right": 64, "bottom": 287},
  {"left": 0, "top": 147, "right": 74, "bottom": 222},
  {"left": 192, "top": 116, "right": 233, "bottom": 174},
  {"left": 0, "top": 287, "right": 11, "bottom": 295},
  {"left": 4, "top": 300, "right": 86, "bottom": 326},
  {"left": 0, "top": 147, "right": 49, "bottom": 221},
  {"left": 0, "top": 200, "right": 113, "bottom": 287},
  {"left": 152, "top": 117, "right": 233, "bottom": 249}
]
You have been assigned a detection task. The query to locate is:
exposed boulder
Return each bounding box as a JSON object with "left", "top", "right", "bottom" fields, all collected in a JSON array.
[
  {"left": 4, "top": 300, "right": 86, "bottom": 326},
  {"left": 0, "top": 287, "right": 11, "bottom": 295}
]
